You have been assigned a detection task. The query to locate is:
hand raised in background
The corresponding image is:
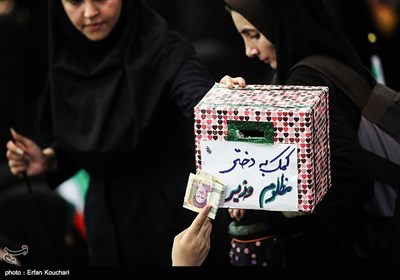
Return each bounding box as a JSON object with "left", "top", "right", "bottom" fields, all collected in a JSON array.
[{"left": 6, "top": 128, "right": 56, "bottom": 177}]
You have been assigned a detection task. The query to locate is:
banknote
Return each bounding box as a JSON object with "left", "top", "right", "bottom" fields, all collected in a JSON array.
[{"left": 183, "top": 171, "right": 226, "bottom": 219}]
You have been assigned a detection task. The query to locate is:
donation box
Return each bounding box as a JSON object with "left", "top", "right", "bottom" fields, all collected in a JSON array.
[{"left": 194, "top": 84, "right": 331, "bottom": 212}]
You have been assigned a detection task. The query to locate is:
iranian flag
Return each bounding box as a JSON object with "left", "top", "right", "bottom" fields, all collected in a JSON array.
[{"left": 57, "top": 169, "right": 89, "bottom": 240}]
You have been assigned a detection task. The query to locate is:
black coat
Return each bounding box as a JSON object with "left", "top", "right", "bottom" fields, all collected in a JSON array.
[{"left": 40, "top": 0, "right": 229, "bottom": 266}]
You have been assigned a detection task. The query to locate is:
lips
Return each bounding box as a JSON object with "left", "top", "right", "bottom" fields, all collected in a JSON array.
[
  {"left": 84, "top": 22, "right": 104, "bottom": 31},
  {"left": 261, "top": 58, "right": 270, "bottom": 64}
]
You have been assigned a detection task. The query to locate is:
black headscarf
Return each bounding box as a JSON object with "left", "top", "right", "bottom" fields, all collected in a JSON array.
[
  {"left": 224, "top": 0, "right": 368, "bottom": 84},
  {"left": 40, "top": 0, "right": 196, "bottom": 153}
]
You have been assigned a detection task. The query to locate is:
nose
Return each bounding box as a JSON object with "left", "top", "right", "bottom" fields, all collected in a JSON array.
[
  {"left": 83, "top": 1, "right": 99, "bottom": 18},
  {"left": 245, "top": 44, "right": 258, "bottom": 58}
]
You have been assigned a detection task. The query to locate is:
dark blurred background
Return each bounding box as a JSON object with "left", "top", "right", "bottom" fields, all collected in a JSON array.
[{"left": 1, "top": 0, "right": 399, "bottom": 267}]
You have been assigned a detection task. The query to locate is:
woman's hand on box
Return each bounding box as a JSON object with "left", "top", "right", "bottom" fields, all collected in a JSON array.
[{"left": 219, "top": 75, "right": 247, "bottom": 89}]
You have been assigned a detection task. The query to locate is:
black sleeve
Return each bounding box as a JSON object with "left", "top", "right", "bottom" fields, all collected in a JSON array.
[
  {"left": 169, "top": 57, "right": 215, "bottom": 120},
  {"left": 46, "top": 145, "right": 80, "bottom": 189},
  {"left": 287, "top": 67, "right": 374, "bottom": 223}
]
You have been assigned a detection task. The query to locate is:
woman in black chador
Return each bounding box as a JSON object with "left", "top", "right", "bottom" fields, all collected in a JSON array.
[
  {"left": 6, "top": 0, "right": 230, "bottom": 266},
  {"left": 221, "top": 0, "right": 375, "bottom": 267}
]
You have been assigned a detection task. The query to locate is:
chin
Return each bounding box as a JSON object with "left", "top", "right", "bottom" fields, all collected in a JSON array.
[{"left": 84, "top": 32, "right": 109, "bottom": 42}]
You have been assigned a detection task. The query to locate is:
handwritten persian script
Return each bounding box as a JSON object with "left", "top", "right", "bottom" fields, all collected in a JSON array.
[{"left": 200, "top": 141, "right": 298, "bottom": 211}]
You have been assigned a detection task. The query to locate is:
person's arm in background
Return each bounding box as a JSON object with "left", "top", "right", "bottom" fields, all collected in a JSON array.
[
  {"left": 169, "top": 57, "right": 215, "bottom": 119},
  {"left": 6, "top": 128, "right": 57, "bottom": 178},
  {"left": 172, "top": 205, "right": 212, "bottom": 266},
  {"left": 6, "top": 128, "right": 80, "bottom": 188}
]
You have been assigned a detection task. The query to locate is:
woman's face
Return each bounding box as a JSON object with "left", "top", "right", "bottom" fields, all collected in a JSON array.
[
  {"left": 231, "top": 10, "right": 277, "bottom": 69},
  {"left": 61, "top": 0, "right": 122, "bottom": 41}
]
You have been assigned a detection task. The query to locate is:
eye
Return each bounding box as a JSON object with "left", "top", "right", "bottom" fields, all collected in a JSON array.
[
  {"left": 243, "top": 30, "right": 261, "bottom": 41},
  {"left": 250, "top": 32, "right": 261, "bottom": 40}
]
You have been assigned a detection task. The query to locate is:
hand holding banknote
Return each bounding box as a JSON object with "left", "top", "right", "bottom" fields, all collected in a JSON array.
[
  {"left": 172, "top": 205, "right": 212, "bottom": 266},
  {"left": 183, "top": 171, "right": 226, "bottom": 219}
]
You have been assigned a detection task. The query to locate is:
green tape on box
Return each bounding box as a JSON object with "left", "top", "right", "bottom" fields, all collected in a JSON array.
[{"left": 227, "top": 120, "right": 274, "bottom": 144}]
